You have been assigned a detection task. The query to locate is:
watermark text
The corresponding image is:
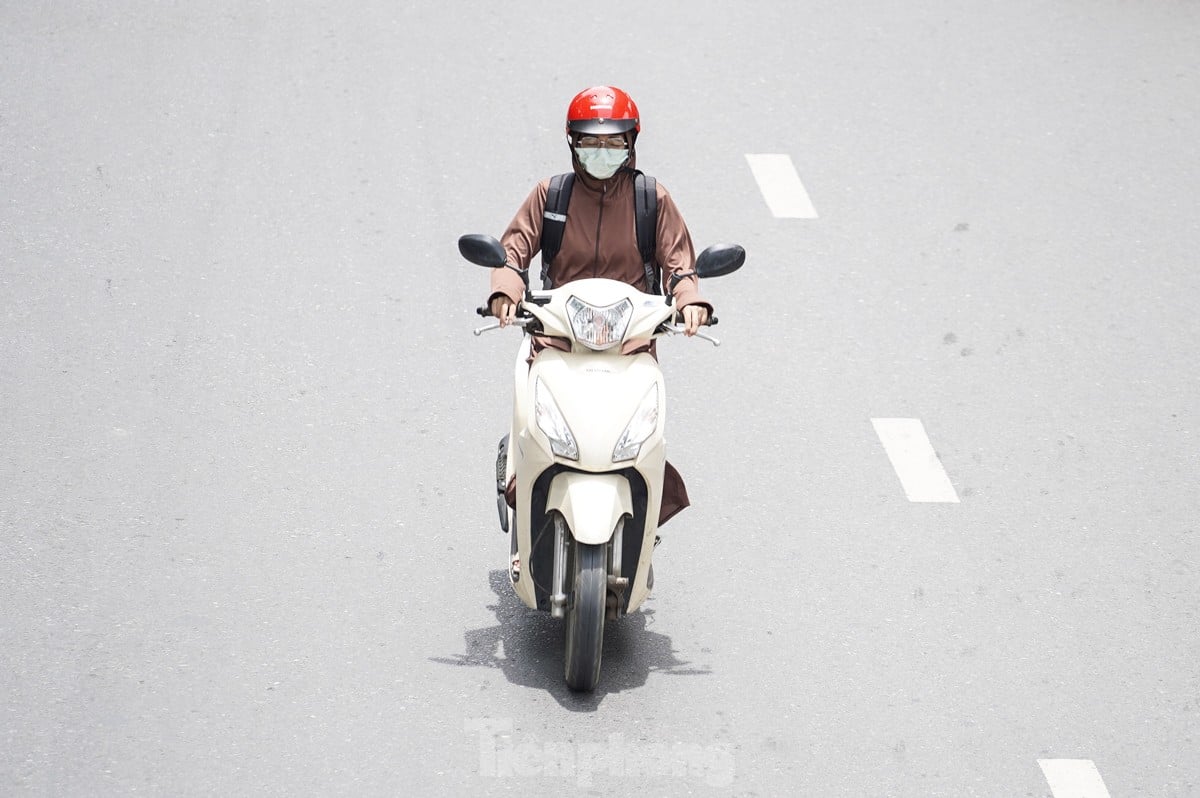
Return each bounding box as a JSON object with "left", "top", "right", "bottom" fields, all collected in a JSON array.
[{"left": 465, "top": 718, "right": 734, "bottom": 787}]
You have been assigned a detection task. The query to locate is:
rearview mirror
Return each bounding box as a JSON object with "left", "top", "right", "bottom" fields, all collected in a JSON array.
[
  {"left": 695, "top": 244, "right": 745, "bottom": 278},
  {"left": 458, "top": 234, "right": 507, "bottom": 268}
]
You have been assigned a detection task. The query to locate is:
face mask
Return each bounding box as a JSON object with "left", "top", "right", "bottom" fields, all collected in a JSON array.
[{"left": 574, "top": 147, "right": 629, "bottom": 180}]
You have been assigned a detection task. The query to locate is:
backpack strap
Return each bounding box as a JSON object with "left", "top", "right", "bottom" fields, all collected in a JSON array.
[
  {"left": 633, "top": 172, "right": 659, "bottom": 294},
  {"left": 540, "top": 172, "right": 574, "bottom": 289}
]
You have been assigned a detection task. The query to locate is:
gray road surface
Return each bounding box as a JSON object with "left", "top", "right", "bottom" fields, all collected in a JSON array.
[{"left": 2, "top": 1, "right": 1198, "bottom": 795}]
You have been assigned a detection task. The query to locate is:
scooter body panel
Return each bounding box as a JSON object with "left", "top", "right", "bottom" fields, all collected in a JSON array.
[
  {"left": 510, "top": 346, "right": 666, "bottom": 613},
  {"left": 546, "top": 472, "right": 632, "bottom": 545}
]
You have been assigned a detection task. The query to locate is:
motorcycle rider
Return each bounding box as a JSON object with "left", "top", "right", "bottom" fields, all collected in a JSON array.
[
  {"left": 486, "top": 85, "right": 713, "bottom": 535},
  {"left": 488, "top": 86, "right": 711, "bottom": 337}
]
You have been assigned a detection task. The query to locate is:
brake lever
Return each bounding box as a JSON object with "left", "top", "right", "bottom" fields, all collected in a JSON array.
[
  {"left": 473, "top": 318, "right": 534, "bottom": 336},
  {"left": 662, "top": 323, "right": 721, "bottom": 347}
]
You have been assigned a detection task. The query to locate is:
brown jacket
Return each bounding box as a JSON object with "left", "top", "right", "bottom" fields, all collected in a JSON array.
[{"left": 488, "top": 160, "right": 712, "bottom": 313}]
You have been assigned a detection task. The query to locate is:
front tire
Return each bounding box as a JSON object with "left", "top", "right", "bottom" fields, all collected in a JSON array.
[{"left": 564, "top": 542, "right": 606, "bottom": 691}]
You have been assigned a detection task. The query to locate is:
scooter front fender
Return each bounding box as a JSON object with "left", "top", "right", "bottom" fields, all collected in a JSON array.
[{"left": 547, "top": 472, "right": 632, "bottom": 545}]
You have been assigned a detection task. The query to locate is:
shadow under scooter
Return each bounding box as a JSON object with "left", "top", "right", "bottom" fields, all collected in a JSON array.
[{"left": 431, "top": 570, "right": 710, "bottom": 712}]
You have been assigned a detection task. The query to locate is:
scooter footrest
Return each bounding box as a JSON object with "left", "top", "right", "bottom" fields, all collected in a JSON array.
[{"left": 495, "top": 434, "right": 509, "bottom": 492}]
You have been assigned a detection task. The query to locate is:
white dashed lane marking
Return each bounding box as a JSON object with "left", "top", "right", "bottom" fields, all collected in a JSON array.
[
  {"left": 871, "top": 418, "right": 960, "bottom": 503},
  {"left": 744, "top": 153, "right": 818, "bottom": 218},
  {"left": 1039, "top": 759, "right": 1113, "bottom": 798}
]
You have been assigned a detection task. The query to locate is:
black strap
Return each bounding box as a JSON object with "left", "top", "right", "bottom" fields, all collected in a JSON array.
[
  {"left": 540, "top": 173, "right": 574, "bottom": 289},
  {"left": 633, "top": 172, "right": 659, "bottom": 294}
]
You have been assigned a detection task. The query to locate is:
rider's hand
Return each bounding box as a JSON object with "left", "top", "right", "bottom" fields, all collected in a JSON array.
[
  {"left": 489, "top": 295, "right": 518, "bottom": 327},
  {"left": 682, "top": 304, "right": 709, "bottom": 336}
]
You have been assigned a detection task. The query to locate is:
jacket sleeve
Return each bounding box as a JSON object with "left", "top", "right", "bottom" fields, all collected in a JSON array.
[
  {"left": 655, "top": 184, "right": 712, "bottom": 313},
  {"left": 489, "top": 181, "right": 549, "bottom": 306}
]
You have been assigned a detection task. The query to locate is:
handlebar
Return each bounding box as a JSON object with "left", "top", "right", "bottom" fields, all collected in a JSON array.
[{"left": 472, "top": 301, "right": 721, "bottom": 345}]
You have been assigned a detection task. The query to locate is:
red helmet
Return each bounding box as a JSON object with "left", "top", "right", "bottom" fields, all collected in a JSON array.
[{"left": 565, "top": 86, "right": 640, "bottom": 137}]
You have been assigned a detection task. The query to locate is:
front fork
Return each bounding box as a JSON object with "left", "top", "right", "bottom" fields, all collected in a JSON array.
[
  {"left": 550, "top": 515, "right": 568, "bottom": 618},
  {"left": 549, "top": 515, "right": 629, "bottom": 619},
  {"left": 608, "top": 517, "right": 629, "bottom": 615}
]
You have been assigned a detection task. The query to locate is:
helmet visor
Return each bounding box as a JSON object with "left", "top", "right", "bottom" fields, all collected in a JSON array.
[{"left": 567, "top": 117, "right": 638, "bottom": 136}]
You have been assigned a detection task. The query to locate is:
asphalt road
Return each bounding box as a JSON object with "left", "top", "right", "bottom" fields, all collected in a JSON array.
[{"left": 2, "top": 2, "right": 1198, "bottom": 796}]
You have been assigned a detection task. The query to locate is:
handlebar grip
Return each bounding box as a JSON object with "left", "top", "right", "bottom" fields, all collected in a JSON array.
[
  {"left": 709, "top": 315, "right": 718, "bottom": 326},
  {"left": 476, "top": 306, "right": 491, "bottom": 317}
]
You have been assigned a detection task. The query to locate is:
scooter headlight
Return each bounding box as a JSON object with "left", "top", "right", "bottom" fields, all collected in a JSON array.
[
  {"left": 566, "top": 296, "right": 634, "bottom": 351},
  {"left": 535, "top": 377, "right": 579, "bottom": 460},
  {"left": 613, "top": 384, "right": 659, "bottom": 462}
]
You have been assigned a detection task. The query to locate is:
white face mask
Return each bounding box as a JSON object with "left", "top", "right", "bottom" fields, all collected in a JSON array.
[{"left": 574, "top": 147, "right": 629, "bottom": 180}]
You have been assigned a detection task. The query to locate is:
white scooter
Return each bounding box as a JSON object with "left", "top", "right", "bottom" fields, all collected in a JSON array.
[{"left": 460, "top": 234, "right": 744, "bottom": 691}]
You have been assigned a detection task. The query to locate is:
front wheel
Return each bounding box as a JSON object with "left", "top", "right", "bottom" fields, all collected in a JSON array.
[{"left": 564, "top": 542, "right": 606, "bottom": 691}]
